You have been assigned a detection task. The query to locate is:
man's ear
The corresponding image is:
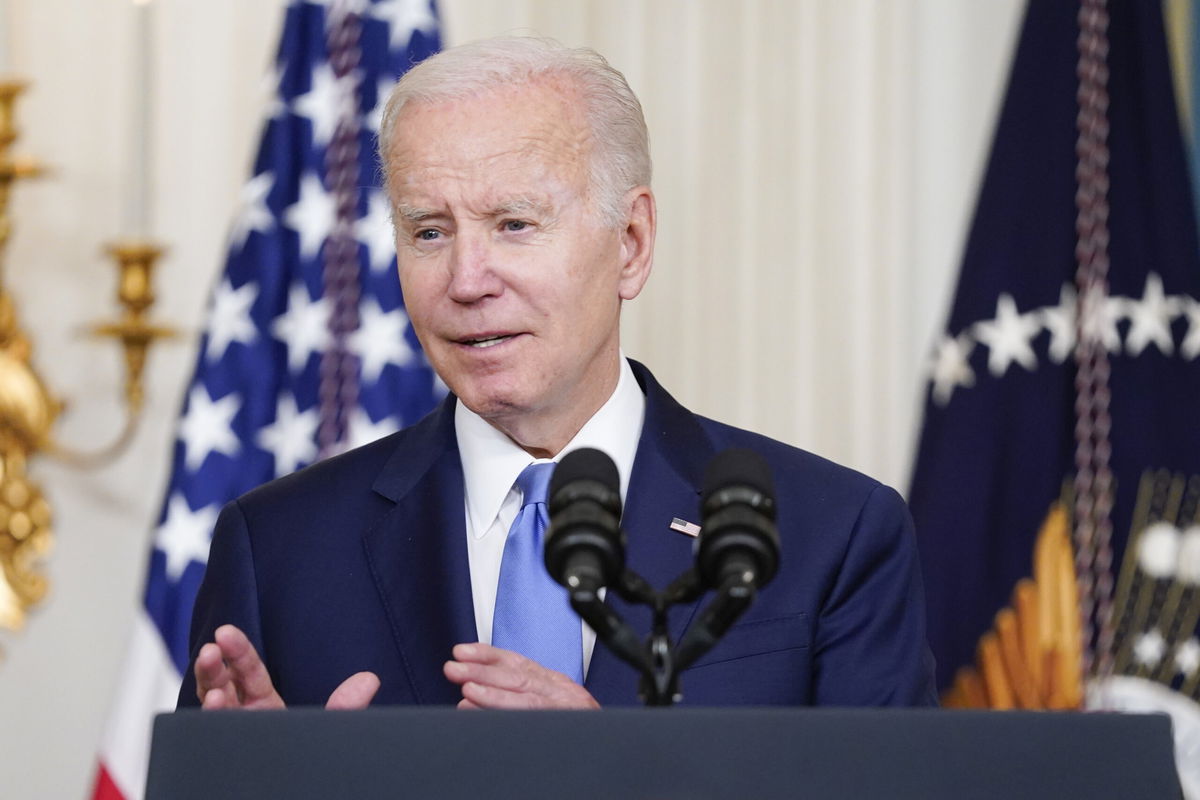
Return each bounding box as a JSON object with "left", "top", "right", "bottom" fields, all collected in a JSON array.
[{"left": 616, "top": 187, "right": 656, "bottom": 301}]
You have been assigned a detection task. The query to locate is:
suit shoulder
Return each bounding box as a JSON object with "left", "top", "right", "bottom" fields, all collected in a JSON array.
[{"left": 692, "top": 414, "right": 898, "bottom": 512}]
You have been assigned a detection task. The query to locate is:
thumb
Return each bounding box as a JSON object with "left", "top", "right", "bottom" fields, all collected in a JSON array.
[{"left": 325, "top": 671, "right": 381, "bottom": 710}]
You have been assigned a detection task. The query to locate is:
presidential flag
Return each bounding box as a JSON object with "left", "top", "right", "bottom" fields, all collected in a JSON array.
[
  {"left": 92, "top": 3, "right": 441, "bottom": 798},
  {"left": 909, "top": 0, "right": 1200, "bottom": 792}
]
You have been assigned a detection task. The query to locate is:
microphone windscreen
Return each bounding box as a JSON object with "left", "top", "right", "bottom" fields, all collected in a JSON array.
[
  {"left": 551, "top": 447, "right": 620, "bottom": 498},
  {"left": 700, "top": 448, "right": 774, "bottom": 506}
]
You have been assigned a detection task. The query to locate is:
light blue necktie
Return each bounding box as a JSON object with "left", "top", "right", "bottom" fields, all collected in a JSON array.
[{"left": 491, "top": 461, "right": 584, "bottom": 683}]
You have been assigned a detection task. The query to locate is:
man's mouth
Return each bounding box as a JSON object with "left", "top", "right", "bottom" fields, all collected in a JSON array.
[{"left": 460, "top": 334, "right": 516, "bottom": 349}]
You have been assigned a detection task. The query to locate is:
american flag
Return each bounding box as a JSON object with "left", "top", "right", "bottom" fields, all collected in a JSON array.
[{"left": 92, "top": 2, "right": 440, "bottom": 797}]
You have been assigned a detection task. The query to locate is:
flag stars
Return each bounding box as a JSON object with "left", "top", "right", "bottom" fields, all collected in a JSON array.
[
  {"left": 1176, "top": 638, "right": 1200, "bottom": 678},
  {"left": 257, "top": 393, "right": 320, "bottom": 478},
  {"left": 178, "top": 385, "right": 241, "bottom": 472},
  {"left": 929, "top": 334, "right": 976, "bottom": 406},
  {"left": 1124, "top": 273, "right": 1179, "bottom": 356},
  {"left": 155, "top": 495, "right": 219, "bottom": 581},
  {"left": 357, "top": 189, "right": 397, "bottom": 273},
  {"left": 1133, "top": 629, "right": 1167, "bottom": 668},
  {"left": 1078, "top": 285, "right": 1126, "bottom": 353},
  {"left": 973, "top": 294, "right": 1041, "bottom": 377},
  {"left": 271, "top": 282, "right": 331, "bottom": 372},
  {"left": 347, "top": 407, "right": 401, "bottom": 449},
  {"left": 1177, "top": 296, "right": 1200, "bottom": 360},
  {"left": 370, "top": 0, "right": 438, "bottom": 52},
  {"left": 228, "top": 172, "right": 275, "bottom": 251},
  {"left": 348, "top": 298, "right": 415, "bottom": 383},
  {"left": 1039, "top": 284, "right": 1077, "bottom": 364},
  {"left": 284, "top": 172, "right": 336, "bottom": 260},
  {"left": 204, "top": 279, "right": 258, "bottom": 362},
  {"left": 293, "top": 61, "right": 356, "bottom": 147}
]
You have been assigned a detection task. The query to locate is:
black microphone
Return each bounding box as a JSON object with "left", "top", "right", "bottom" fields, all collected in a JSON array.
[
  {"left": 696, "top": 448, "right": 781, "bottom": 590},
  {"left": 544, "top": 447, "right": 626, "bottom": 595}
]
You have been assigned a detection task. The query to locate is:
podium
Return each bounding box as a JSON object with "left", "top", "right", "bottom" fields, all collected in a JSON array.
[{"left": 147, "top": 707, "right": 1181, "bottom": 799}]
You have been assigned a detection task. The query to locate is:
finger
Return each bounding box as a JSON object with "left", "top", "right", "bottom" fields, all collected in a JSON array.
[
  {"left": 444, "top": 658, "right": 561, "bottom": 694},
  {"left": 457, "top": 697, "right": 482, "bottom": 710},
  {"left": 460, "top": 679, "right": 600, "bottom": 710},
  {"left": 325, "top": 672, "right": 380, "bottom": 710},
  {"left": 195, "top": 643, "right": 228, "bottom": 694},
  {"left": 213, "top": 625, "right": 283, "bottom": 708},
  {"left": 450, "top": 642, "right": 515, "bottom": 666},
  {"left": 202, "top": 687, "right": 233, "bottom": 710}
]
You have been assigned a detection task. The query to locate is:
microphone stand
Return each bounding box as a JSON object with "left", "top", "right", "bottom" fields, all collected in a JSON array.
[{"left": 567, "top": 565, "right": 758, "bottom": 706}]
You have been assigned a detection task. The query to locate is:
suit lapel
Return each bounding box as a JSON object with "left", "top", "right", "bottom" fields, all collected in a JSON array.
[
  {"left": 587, "top": 361, "right": 717, "bottom": 704},
  {"left": 362, "top": 398, "right": 475, "bottom": 705}
]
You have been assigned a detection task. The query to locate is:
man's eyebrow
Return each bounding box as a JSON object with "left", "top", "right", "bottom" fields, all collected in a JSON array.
[
  {"left": 393, "top": 204, "right": 441, "bottom": 224},
  {"left": 492, "top": 197, "right": 553, "bottom": 217}
]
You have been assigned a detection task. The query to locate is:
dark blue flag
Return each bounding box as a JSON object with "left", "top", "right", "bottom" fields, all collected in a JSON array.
[
  {"left": 909, "top": 0, "right": 1200, "bottom": 741},
  {"left": 95, "top": 3, "right": 441, "bottom": 798}
]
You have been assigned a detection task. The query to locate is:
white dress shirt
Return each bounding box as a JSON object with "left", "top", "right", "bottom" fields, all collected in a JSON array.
[{"left": 455, "top": 355, "right": 645, "bottom": 678}]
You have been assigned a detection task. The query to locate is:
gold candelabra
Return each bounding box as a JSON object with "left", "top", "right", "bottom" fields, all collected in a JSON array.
[{"left": 0, "top": 79, "right": 174, "bottom": 636}]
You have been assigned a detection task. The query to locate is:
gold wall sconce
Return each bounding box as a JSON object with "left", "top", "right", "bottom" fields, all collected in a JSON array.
[{"left": 0, "top": 79, "right": 174, "bottom": 639}]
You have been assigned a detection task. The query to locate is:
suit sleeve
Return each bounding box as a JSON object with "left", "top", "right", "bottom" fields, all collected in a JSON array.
[
  {"left": 176, "top": 499, "right": 266, "bottom": 708},
  {"left": 811, "top": 484, "right": 938, "bottom": 706}
]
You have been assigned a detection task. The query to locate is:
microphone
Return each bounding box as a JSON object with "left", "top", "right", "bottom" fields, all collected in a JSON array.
[
  {"left": 696, "top": 448, "right": 780, "bottom": 590},
  {"left": 544, "top": 447, "right": 626, "bottom": 595}
]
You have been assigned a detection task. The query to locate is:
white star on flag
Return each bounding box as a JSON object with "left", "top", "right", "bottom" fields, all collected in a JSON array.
[
  {"left": 348, "top": 298, "right": 415, "bottom": 383},
  {"left": 271, "top": 282, "right": 331, "bottom": 373},
  {"left": 371, "top": 0, "right": 438, "bottom": 51},
  {"left": 973, "top": 293, "right": 1041, "bottom": 377},
  {"left": 1176, "top": 638, "right": 1200, "bottom": 678},
  {"left": 1125, "top": 272, "right": 1179, "bottom": 356},
  {"left": 929, "top": 334, "right": 976, "bottom": 406},
  {"left": 1133, "top": 629, "right": 1167, "bottom": 667},
  {"left": 1039, "top": 284, "right": 1077, "bottom": 364},
  {"left": 1182, "top": 297, "right": 1200, "bottom": 360},
  {"left": 292, "top": 61, "right": 357, "bottom": 147},
  {"left": 357, "top": 189, "right": 397, "bottom": 273},
  {"left": 366, "top": 76, "right": 395, "bottom": 135},
  {"left": 154, "top": 494, "right": 220, "bottom": 581},
  {"left": 228, "top": 172, "right": 276, "bottom": 250},
  {"left": 204, "top": 279, "right": 258, "bottom": 362},
  {"left": 284, "top": 172, "right": 336, "bottom": 260},
  {"left": 262, "top": 63, "right": 287, "bottom": 121},
  {"left": 177, "top": 385, "right": 241, "bottom": 472},
  {"left": 347, "top": 407, "right": 401, "bottom": 449},
  {"left": 256, "top": 393, "right": 320, "bottom": 478},
  {"left": 1078, "top": 285, "right": 1125, "bottom": 352}
]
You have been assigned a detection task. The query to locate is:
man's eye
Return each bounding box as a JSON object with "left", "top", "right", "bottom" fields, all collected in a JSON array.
[
  {"left": 503, "top": 220, "right": 530, "bottom": 232},
  {"left": 416, "top": 229, "right": 441, "bottom": 241}
]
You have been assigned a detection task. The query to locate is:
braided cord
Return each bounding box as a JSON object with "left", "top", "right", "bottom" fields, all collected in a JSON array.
[
  {"left": 1072, "top": 0, "right": 1117, "bottom": 686},
  {"left": 318, "top": 0, "right": 363, "bottom": 457}
]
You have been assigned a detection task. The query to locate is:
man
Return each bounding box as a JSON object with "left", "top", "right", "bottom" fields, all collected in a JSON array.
[{"left": 180, "top": 36, "right": 936, "bottom": 711}]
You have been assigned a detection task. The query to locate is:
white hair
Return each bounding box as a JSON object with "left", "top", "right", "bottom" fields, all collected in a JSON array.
[{"left": 378, "top": 35, "right": 651, "bottom": 228}]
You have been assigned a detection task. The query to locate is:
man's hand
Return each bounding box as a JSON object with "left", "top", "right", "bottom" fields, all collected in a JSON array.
[
  {"left": 443, "top": 643, "right": 600, "bottom": 710},
  {"left": 194, "top": 624, "right": 380, "bottom": 710}
]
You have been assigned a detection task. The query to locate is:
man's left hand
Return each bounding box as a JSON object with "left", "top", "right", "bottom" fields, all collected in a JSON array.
[{"left": 443, "top": 643, "right": 600, "bottom": 710}]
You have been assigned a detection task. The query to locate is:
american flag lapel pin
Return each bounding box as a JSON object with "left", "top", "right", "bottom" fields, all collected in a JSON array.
[{"left": 669, "top": 517, "right": 701, "bottom": 537}]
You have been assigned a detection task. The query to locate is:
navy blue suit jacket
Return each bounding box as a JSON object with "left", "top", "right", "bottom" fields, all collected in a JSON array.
[{"left": 179, "top": 361, "right": 936, "bottom": 707}]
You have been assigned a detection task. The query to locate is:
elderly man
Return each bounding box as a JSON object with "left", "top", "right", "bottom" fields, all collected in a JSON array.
[{"left": 179, "top": 36, "right": 936, "bottom": 711}]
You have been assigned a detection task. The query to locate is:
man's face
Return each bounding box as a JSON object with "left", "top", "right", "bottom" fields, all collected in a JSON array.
[{"left": 385, "top": 79, "right": 650, "bottom": 449}]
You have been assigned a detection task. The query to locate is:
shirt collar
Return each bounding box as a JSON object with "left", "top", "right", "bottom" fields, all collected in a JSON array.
[{"left": 456, "top": 354, "right": 646, "bottom": 539}]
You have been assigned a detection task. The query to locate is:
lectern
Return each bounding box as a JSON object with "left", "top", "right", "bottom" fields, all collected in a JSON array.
[{"left": 147, "top": 707, "right": 1181, "bottom": 799}]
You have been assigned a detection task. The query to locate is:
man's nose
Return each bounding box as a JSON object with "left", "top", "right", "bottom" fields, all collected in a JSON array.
[{"left": 446, "top": 234, "right": 503, "bottom": 303}]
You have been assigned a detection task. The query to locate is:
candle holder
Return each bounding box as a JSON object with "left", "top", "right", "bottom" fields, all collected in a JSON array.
[{"left": 0, "top": 78, "right": 175, "bottom": 641}]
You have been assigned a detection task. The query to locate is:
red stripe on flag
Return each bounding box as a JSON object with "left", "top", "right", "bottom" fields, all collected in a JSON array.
[{"left": 91, "top": 763, "right": 127, "bottom": 800}]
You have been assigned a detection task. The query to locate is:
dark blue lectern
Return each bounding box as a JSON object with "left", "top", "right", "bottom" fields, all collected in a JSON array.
[{"left": 146, "top": 707, "right": 1182, "bottom": 799}]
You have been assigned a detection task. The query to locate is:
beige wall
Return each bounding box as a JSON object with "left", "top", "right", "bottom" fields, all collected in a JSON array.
[{"left": 0, "top": 1, "right": 1023, "bottom": 797}]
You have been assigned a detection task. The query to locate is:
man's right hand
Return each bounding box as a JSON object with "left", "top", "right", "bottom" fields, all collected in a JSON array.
[{"left": 194, "top": 624, "right": 380, "bottom": 710}]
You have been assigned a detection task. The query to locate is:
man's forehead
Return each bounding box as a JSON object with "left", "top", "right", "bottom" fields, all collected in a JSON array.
[{"left": 393, "top": 191, "right": 562, "bottom": 222}]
